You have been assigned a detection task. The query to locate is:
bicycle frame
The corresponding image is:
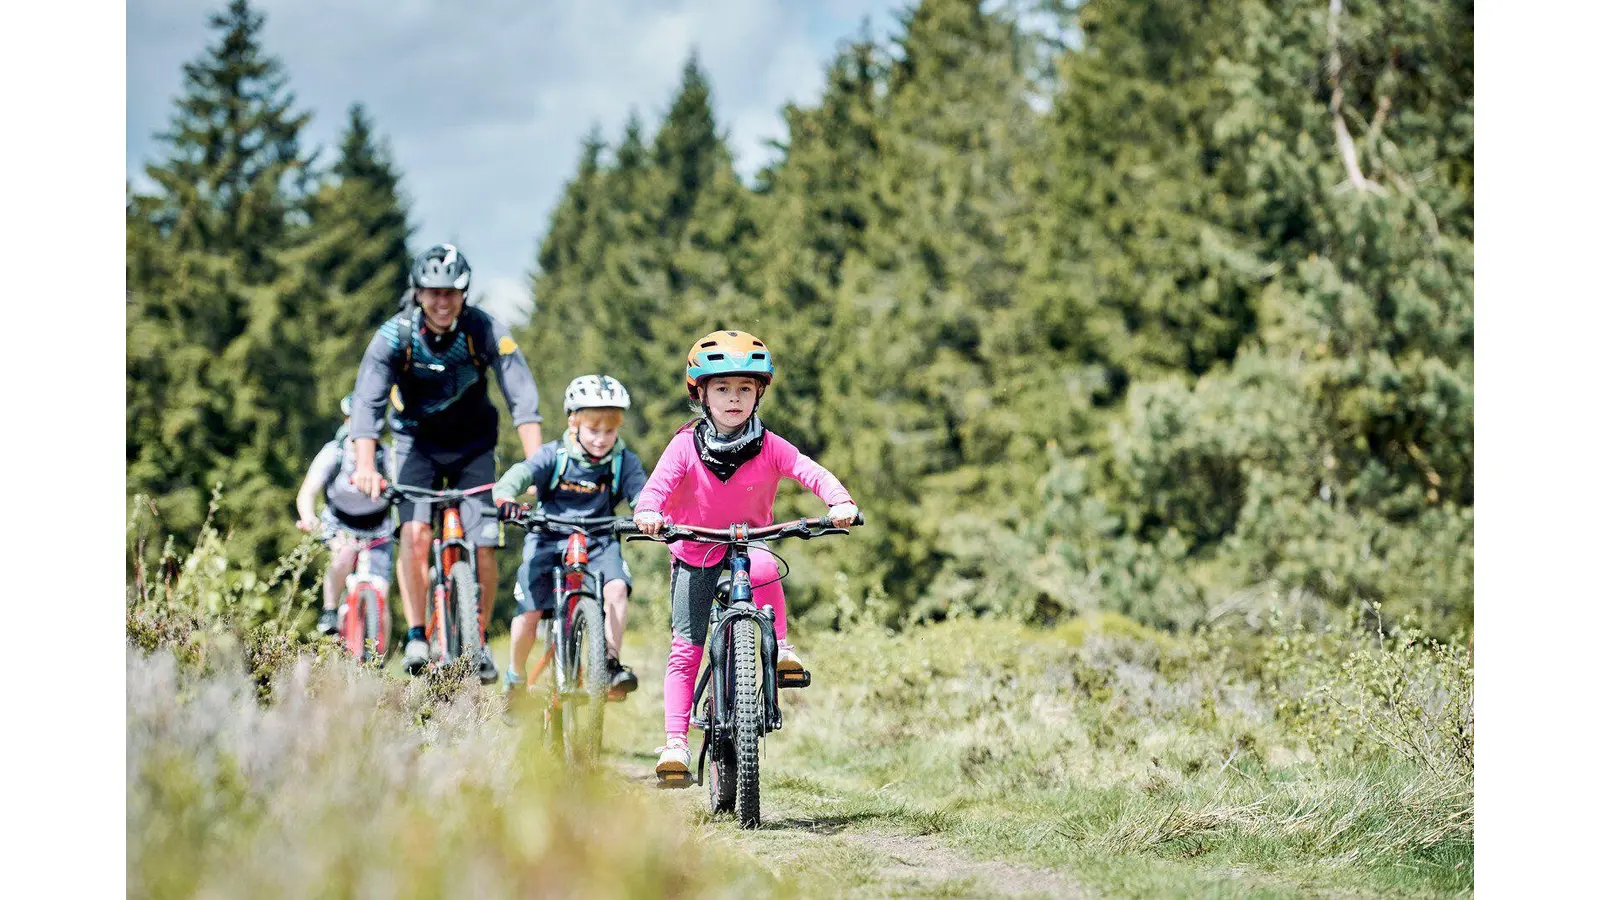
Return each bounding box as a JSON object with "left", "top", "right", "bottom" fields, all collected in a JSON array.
[
  {"left": 516, "top": 517, "right": 612, "bottom": 698},
  {"left": 385, "top": 481, "right": 494, "bottom": 665},
  {"left": 699, "top": 545, "right": 784, "bottom": 742},
  {"left": 627, "top": 515, "right": 861, "bottom": 789},
  {"left": 430, "top": 499, "right": 479, "bottom": 648}
]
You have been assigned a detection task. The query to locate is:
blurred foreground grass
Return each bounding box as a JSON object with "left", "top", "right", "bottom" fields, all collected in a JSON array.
[{"left": 128, "top": 511, "right": 1471, "bottom": 898}]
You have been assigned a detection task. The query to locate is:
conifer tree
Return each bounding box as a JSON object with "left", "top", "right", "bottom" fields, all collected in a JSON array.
[
  {"left": 303, "top": 103, "right": 415, "bottom": 411},
  {"left": 127, "top": 0, "right": 322, "bottom": 564}
]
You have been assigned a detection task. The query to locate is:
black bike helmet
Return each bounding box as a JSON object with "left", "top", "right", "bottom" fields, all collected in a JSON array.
[{"left": 410, "top": 243, "right": 472, "bottom": 291}]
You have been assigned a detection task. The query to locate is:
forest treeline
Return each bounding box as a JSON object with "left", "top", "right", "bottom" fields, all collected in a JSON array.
[{"left": 127, "top": 0, "right": 1473, "bottom": 636}]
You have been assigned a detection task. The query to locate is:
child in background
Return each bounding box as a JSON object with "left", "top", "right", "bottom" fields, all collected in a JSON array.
[
  {"left": 494, "top": 376, "right": 649, "bottom": 696},
  {"left": 633, "top": 330, "right": 857, "bottom": 783},
  {"left": 295, "top": 394, "right": 394, "bottom": 637}
]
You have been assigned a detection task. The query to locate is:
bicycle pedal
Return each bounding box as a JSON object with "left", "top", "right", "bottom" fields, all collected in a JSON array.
[
  {"left": 656, "top": 771, "right": 695, "bottom": 789},
  {"left": 777, "top": 669, "right": 812, "bottom": 689}
]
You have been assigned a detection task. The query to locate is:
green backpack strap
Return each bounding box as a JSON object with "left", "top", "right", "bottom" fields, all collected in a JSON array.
[
  {"left": 463, "top": 307, "right": 494, "bottom": 374},
  {"left": 610, "top": 444, "right": 626, "bottom": 505},
  {"left": 548, "top": 444, "right": 571, "bottom": 492}
]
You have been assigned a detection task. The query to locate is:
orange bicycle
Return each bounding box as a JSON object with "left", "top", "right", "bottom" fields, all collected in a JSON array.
[{"left": 384, "top": 482, "right": 495, "bottom": 673}]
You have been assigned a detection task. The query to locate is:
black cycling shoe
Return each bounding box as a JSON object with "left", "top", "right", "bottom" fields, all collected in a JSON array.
[
  {"left": 316, "top": 608, "right": 340, "bottom": 637},
  {"left": 606, "top": 657, "right": 639, "bottom": 697},
  {"left": 478, "top": 648, "right": 499, "bottom": 685}
]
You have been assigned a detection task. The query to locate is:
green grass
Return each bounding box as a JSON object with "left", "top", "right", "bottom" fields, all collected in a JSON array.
[
  {"left": 597, "top": 615, "right": 1472, "bottom": 898},
  {"left": 128, "top": 525, "right": 1472, "bottom": 898}
]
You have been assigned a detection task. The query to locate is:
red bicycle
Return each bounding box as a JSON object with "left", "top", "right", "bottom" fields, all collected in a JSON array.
[
  {"left": 503, "top": 510, "right": 630, "bottom": 762},
  {"left": 337, "top": 536, "right": 393, "bottom": 664}
]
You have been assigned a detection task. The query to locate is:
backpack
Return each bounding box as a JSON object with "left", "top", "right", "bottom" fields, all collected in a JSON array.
[
  {"left": 389, "top": 307, "right": 495, "bottom": 413},
  {"left": 547, "top": 440, "right": 627, "bottom": 505},
  {"left": 394, "top": 306, "right": 494, "bottom": 377}
]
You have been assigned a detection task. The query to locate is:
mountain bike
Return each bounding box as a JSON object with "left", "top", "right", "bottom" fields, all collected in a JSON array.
[
  {"left": 504, "top": 510, "right": 629, "bottom": 763},
  {"left": 627, "top": 514, "right": 863, "bottom": 828},
  {"left": 337, "top": 535, "right": 393, "bottom": 664},
  {"left": 384, "top": 482, "right": 495, "bottom": 676}
]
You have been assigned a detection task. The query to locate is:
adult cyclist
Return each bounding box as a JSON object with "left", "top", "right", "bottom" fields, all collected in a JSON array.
[{"left": 349, "top": 244, "right": 543, "bottom": 681}]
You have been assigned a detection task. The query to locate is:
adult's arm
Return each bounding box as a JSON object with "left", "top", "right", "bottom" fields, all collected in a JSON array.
[{"left": 483, "top": 313, "right": 542, "bottom": 439}]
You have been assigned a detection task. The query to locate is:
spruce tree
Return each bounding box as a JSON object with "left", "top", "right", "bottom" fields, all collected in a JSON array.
[
  {"left": 127, "top": 0, "right": 323, "bottom": 565},
  {"left": 303, "top": 103, "right": 415, "bottom": 412}
]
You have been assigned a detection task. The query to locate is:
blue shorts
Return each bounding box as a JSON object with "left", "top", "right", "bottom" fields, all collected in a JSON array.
[{"left": 514, "top": 537, "right": 632, "bottom": 614}]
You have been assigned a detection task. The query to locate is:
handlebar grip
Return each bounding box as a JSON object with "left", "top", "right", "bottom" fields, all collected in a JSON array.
[
  {"left": 613, "top": 520, "right": 639, "bottom": 534},
  {"left": 852, "top": 512, "right": 865, "bottom": 527}
]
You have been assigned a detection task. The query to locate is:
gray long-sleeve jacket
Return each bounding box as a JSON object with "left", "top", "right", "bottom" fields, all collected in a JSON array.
[{"left": 350, "top": 305, "right": 541, "bottom": 452}]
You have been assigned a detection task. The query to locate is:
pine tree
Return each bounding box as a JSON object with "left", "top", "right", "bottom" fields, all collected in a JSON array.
[
  {"left": 749, "top": 36, "right": 883, "bottom": 454},
  {"left": 127, "top": 0, "right": 324, "bottom": 565},
  {"left": 303, "top": 103, "right": 415, "bottom": 411}
]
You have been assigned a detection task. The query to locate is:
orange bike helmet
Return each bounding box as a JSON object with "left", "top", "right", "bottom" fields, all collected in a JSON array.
[{"left": 684, "top": 330, "right": 775, "bottom": 399}]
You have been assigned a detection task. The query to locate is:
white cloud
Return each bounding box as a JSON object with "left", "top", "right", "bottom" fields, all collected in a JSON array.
[
  {"left": 474, "top": 275, "right": 533, "bottom": 327},
  {"left": 128, "top": 0, "right": 902, "bottom": 315}
]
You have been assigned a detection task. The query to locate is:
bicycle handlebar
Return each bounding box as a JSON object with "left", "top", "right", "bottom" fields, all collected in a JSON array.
[
  {"left": 381, "top": 482, "right": 495, "bottom": 504},
  {"left": 505, "top": 510, "right": 634, "bottom": 537},
  {"left": 624, "top": 513, "right": 865, "bottom": 546}
]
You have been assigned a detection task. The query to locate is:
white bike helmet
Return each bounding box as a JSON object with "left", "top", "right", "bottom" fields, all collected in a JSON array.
[{"left": 563, "top": 374, "right": 632, "bottom": 412}]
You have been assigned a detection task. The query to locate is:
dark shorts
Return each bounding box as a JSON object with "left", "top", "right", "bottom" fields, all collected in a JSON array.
[
  {"left": 391, "top": 436, "right": 500, "bottom": 548},
  {"left": 514, "top": 537, "right": 632, "bottom": 615}
]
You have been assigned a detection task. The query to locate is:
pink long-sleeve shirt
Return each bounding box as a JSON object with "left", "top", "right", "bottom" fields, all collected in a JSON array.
[{"left": 634, "top": 427, "right": 854, "bottom": 567}]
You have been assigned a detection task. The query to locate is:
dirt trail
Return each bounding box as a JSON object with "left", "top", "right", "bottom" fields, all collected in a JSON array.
[
  {"left": 839, "top": 831, "right": 1086, "bottom": 899},
  {"left": 612, "top": 755, "right": 1086, "bottom": 899}
]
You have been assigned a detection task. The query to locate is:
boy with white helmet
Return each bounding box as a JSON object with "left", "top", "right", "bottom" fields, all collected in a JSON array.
[{"left": 494, "top": 375, "right": 650, "bottom": 697}]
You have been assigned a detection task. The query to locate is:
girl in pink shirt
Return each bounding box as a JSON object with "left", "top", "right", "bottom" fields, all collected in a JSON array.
[{"left": 634, "top": 329, "right": 857, "bottom": 783}]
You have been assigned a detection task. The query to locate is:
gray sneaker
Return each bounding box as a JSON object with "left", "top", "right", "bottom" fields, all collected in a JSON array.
[
  {"left": 315, "top": 608, "right": 340, "bottom": 637},
  {"left": 477, "top": 647, "right": 499, "bottom": 684},
  {"left": 402, "top": 638, "right": 430, "bottom": 676}
]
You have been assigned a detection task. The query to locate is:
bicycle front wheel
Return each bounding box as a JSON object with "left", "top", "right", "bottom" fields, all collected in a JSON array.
[
  {"left": 561, "top": 597, "right": 608, "bottom": 763},
  {"left": 358, "top": 587, "right": 390, "bottom": 663},
  {"left": 732, "top": 617, "right": 762, "bottom": 828},
  {"left": 450, "top": 562, "right": 481, "bottom": 665}
]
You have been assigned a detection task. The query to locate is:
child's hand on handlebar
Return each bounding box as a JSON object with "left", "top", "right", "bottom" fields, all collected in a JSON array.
[
  {"left": 497, "top": 500, "right": 529, "bottom": 522},
  {"left": 635, "top": 510, "right": 666, "bottom": 536},
  {"left": 827, "top": 503, "right": 859, "bottom": 529}
]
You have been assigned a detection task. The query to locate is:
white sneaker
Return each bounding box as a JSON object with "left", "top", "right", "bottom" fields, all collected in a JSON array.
[
  {"left": 655, "top": 737, "right": 691, "bottom": 785},
  {"left": 776, "top": 640, "right": 804, "bottom": 673}
]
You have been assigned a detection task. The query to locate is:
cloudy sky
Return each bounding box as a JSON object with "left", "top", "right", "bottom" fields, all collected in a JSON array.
[{"left": 127, "top": 0, "right": 905, "bottom": 323}]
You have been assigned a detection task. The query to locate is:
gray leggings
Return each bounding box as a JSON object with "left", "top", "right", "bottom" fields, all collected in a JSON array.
[
  {"left": 668, "top": 559, "right": 723, "bottom": 645},
  {"left": 668, "top": 543, "right": 785, "bottom": 645}
]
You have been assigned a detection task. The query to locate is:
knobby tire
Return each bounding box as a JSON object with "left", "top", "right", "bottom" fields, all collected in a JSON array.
[{"left": 732, "top": 617, "right": 762, "bottom": 828}]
